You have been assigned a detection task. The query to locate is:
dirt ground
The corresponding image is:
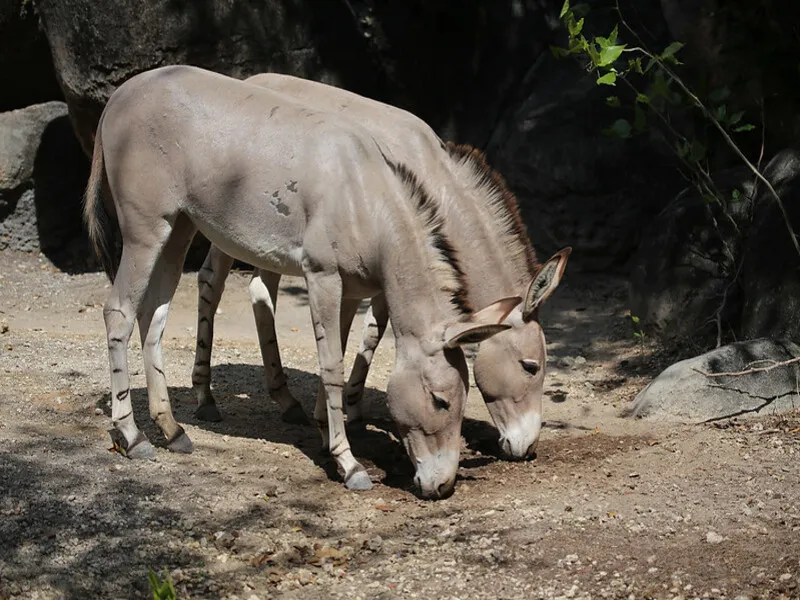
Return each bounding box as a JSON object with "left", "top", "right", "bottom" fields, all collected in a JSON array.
[{"left": 0, "top": 249, "right": 798, "bottom": 600}]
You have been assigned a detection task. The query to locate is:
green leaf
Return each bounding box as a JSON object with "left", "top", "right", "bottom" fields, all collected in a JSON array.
[
  {"left": 560, "top": 0, "right": 570, "bottom": 19},
  {"left": 550, "top": 45, "right": 571, "bottom": 59},
  {"left": 607, "top": 118, "right": 632, "bottom": 138},
  {"left": 568, "top": 16, "right": 584, "bottom": 37},
  {"left": 586, "top": 43, "right": 601, "bottom": 66},
  {"left": 660, "top": 41, "right": 684, "bottom": 63},
  {"left": 608, "top": 25, "right": 619, "bottom": 46},
  {"left": 606, "top": 96, "right": 621, "bottom": 107},
  {"left": 597, "top": 71, "right": 617, "bottom": 86},
  {"left": 628, "top": 57, "right": 643, "bottom": 74},
  {"left": 732, "top": 189, "right": 742, "bottom": 203},
  {"left": 597, "top": 44, "right": 626, "bottom": 67},
  {"left": 631, "top": 315, "right": 640, "bottom": 324},
  {"left": 635, "top": 93, "right": 650, "bottom": 104},
  {"left": 734, "top": 124, "right": 756, "bottom": 132},
  {"left": 728, "top": 110, "right": 745, "bottom": 125},
  {"left": 643, "top": 57, "right": 657, "bottom": 73},
  {"left": 715, "top": 104, "right": 727, "bottom": 121},
  {"left": 703, "top": 193, "right": 718, "bottom": 205}
]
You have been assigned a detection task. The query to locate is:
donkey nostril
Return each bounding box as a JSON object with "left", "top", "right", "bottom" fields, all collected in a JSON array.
[
  {"left": 437, "top": 481, "right": 454, "bottom": 499},
  {"left": 526, "top": 441, "right": 538, "bottom": 459}
]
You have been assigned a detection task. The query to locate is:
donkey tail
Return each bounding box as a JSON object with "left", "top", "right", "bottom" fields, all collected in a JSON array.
[{"left": 83, "top": 120, "right": 121, "bottom": 281}]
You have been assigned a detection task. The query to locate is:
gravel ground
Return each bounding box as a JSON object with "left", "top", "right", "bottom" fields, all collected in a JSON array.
[{"left": 1, "top": 250, "right": 799, "bottom": 600}]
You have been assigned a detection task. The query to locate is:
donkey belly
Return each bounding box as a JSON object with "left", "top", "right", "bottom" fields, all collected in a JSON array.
[{"left": 186, "top": 185, "right": 308, "bottom": 277}]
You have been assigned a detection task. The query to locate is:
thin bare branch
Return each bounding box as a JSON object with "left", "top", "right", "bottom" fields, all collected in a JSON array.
[{"left": 692, "top": 355, "right": 800, "bottom": 378}]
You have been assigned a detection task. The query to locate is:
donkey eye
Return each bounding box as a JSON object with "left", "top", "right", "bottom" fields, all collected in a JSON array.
[
  {"left": 431, "top": 392, "right": 450, "bottom": 411},
  {"left": 519, "top": 359, "right": 540, "bottom": 375}
]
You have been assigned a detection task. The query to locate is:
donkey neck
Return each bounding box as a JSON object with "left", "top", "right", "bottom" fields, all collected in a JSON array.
[
  {"left": 443, "top": 144, "right": 538, "bottom": 303},
  {"left": 376, "top": 162, "right": 471, "bottom": 343}
]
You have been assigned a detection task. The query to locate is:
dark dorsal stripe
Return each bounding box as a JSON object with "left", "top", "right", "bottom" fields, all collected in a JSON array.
[
  {"left": 444, "top": 142, "right": 539, "bottom": 277},
  {"left": 383, "top": 158, "right": 473, "bottom": 315}
]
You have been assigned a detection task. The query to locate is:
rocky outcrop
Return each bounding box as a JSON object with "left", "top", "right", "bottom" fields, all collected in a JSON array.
[
  {"left": 629, "top": 149, "right": 800, "bottom": 345},
  {"left": 630, "top": 338, "right": 800, "bottom": 422},
  {"left": 0, "top": 102, "right": 88, "bottom": 266},
  {"left": 628, "top": 167, "right": 753, "bottom": 344},
  {"left": 34, "top": 0, "right": 556, "bottom": 157}
]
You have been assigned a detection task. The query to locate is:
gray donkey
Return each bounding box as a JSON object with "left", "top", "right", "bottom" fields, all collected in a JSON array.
[
  {"left": 83, "top": 65, "right": 518, "bottom": 499},
  {"left": 191, "top": 73, "right": 571, "bottom": 460}
]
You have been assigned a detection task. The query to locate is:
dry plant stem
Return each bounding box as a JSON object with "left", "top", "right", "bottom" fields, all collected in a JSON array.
[
  {"left": 692, "top": 355, "right": 800, "bottom": 378},
  {"left": 616, "top": 3, "right": 800, "bottom": 260}
]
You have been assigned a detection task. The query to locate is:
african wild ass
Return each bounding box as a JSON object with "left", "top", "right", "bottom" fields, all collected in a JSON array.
[
  {"left": 83, "top": 65, "right": 517, "bottom": 499},
  {"left": 191, "top": 72, "right": 571, "bottom": 460}
]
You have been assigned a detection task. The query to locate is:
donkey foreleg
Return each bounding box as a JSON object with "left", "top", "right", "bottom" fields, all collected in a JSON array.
[
  {"left": 192, "top": 246, "right": 234, "bottom": 422},
  {"left": 249, "top": 269, "right": 308, "bottom": 425},
  {"left": 304, "top": 264, "right": 371, "bottom": 491},
  {"left": 316, "top": 298, "right": 363, "bottom": 436},
  {"left": 344, "top": 293, "right": 389, "bottom": 426}
]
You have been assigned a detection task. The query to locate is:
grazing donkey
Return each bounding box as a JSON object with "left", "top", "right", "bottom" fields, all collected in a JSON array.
[
  {"left": 191, "top": 72, "right": 571, "bottom": 460},
  {"left": 84, "top": 65, "right": 517, "bottom": 499}
]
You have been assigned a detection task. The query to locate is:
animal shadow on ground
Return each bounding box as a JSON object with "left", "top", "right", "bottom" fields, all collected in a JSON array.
[
  {"left": 95, "top": 364, "right": 419, "bottom": 493},
  {"left": 94, "top": 362, "right": 516, "bottom": 494}
]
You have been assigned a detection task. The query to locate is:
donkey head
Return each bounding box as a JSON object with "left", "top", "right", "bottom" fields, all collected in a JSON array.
[
  {"left": 387, "top": 296, "right": 522, "bottom": 499},
  {"left": 472, "top": 247, "right": 571, "bottom": 460}
]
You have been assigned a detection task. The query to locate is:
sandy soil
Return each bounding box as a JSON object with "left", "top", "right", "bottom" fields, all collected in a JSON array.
[{"left": 0, "top": 250, "right": 798, "bottom": 600}]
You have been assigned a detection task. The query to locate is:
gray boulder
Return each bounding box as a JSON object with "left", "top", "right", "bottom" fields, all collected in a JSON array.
[
  {"left": 0, "top": 101, "right": 88, "bottom": 264},
  {"left": 630, "top": 338, "right": 800, "bottom": 422}
]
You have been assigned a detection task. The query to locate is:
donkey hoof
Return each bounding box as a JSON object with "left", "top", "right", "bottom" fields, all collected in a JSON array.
[
  {"left": 195, "top": 403, "right": 223, "bottom": 422},
  {"left": 345, "top": 469, "right": 373, "bottom": 491},
  {"left": 167, "top": 431, "right": 194, "bottom": 454},
  {"left": 345, "top": 419, "right": 367, "bottom": 436},
  {"left": 281, "top": 404, "right": 310, "bottom": 426},
  {"left": 126, "top": 439, "right": 157, "bottom": 461}
]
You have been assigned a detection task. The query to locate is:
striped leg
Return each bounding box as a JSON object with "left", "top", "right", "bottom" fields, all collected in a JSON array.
[
  {"left": 315, "top": 298, "right": 362, "bottom": 441},
  {"left": 304, "top": 265, "right": 371, "bottom": 491},
  {"left": 103, "top": 247, "right": 155, "bottom": 460},
  {"left": 344, "top": 293, "right": 388, "bottom": 427},
  {"left": 138, "top": 216, "right": 196, "bottom": 451},
  {"left": 249, "top": 270, "right": 308, "bottom": 424},
  {"left": 192, "top": 246, "right": 234, "bottom": 422}
]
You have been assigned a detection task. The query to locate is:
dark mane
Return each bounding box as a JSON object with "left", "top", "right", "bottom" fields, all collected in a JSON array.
[
  {"left": 444, "top": 142, "right": 539, "bottom": 277},
  {"left": 384, "top": 158, "right": 473, "bottom": 315}
]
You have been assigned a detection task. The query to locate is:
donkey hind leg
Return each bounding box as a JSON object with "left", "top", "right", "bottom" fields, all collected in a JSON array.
[
  {"left": 137, "top": 214, "right": 197, "bottom": 453},
  {"left": 344, "top": 293, "right": 389, "bottom": 427},
  {"left": 249, "top": 269, "right": 308, "bottom": 425},
  {"left": 315, "top": 298, "right": 362, "bottom": 442},
  {"left": 192, "top": 246, "right": 234, "bottom": 422},
  {"left": 103, "top": 248, "right": 157, "bottom": 460},
  {"left": 305, "top": 265, "right": 371, "bottom": 491}
]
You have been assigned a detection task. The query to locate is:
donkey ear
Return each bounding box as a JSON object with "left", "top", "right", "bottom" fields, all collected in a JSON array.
[
  {"left": 444, "top": 323, "right": 511, "bottom": 348},
  {"left": 522, "top": 247, "right": 571, "bottom": 322},
  {"left": 469, "top": 296, "right": 523, "bottom": 326},
  {"left": 443, "top": 296, "right": 521, "bottom": 348}
]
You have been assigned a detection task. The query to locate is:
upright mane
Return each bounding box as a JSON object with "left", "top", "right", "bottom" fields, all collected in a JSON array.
[
  {"left": 444, "top": 142, "right": 538, "bottom": 280},
  {"left": 384, "top": 158, "right": 473, "bottom": 316}
]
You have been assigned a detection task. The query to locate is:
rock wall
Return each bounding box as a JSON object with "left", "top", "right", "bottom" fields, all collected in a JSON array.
[{"left": 0, "top": 101, "right": 88, "bottom": 267}]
